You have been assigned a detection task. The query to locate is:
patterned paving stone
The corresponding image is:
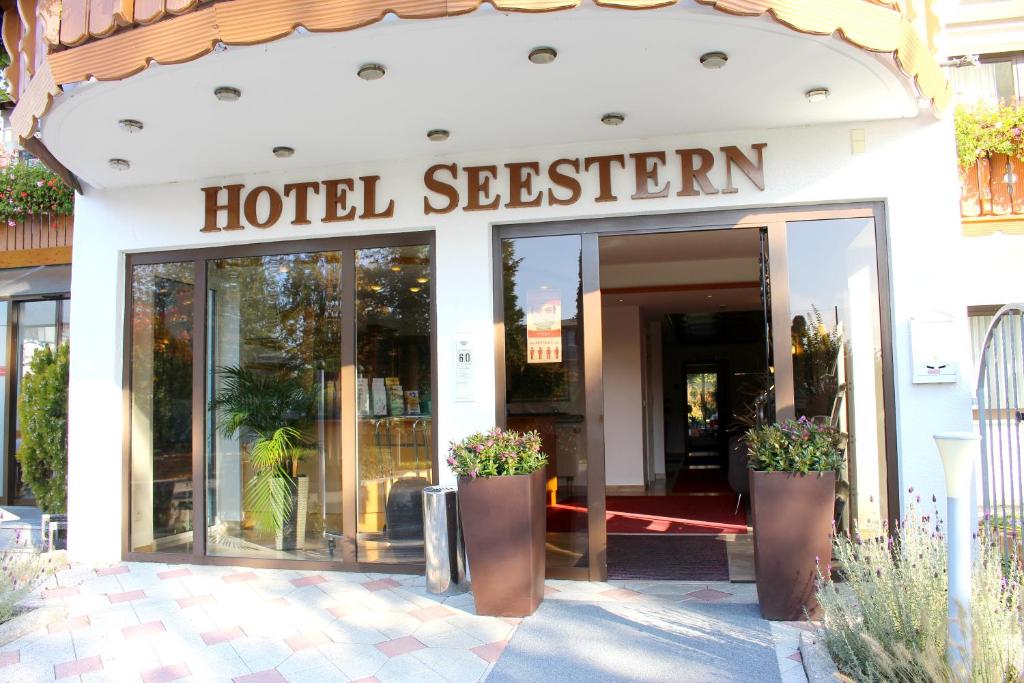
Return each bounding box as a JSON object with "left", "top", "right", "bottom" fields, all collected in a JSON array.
[
  {"left": 95, "top": 566, "right": 129, "bottom": 577},
  {"left": 42, "top": 586, "right": 79, "bottom": 599},
  {"left": 233, "top": 670, "right": 288, "bottom": 683},
  {"left": 176, "top": 594, "right": 216, "bottom": 608},
  {"left": 54, "top": 654, "right": 103, "bottom": 679},
  {"left": 409, "top": 606, "right": 456, "bottom": 622},
  {"left": 684, "top": 587, "right": 733, "bottom": 602},
  {"left": 0, "top": 651, "right": 18, "bottom": 667},
  {"left": 376, "top": 635, "right": 426, "bottom": 658},
  {"left": 284, "top": 632, "right": 330, "bottom": 652},
  {"left": 600, "top": 588, "right": 642, "bottom": 601},
  {"left": 156, "top": 568, "right": 192, "bottom": 580},
  {"left": 201, "top": 625, "right": 245, "bottom": 645},
  {"left": 48, "top": 615, "right": 90, "bottom": 633},
  {"left": 290, "top": 575, "right": 327, "bottom": 587},
  {"left": 140, "top": 662, "right": 191, "bottom": 683},
  {"left": 108, "top": 589, "right": 146, "bottom": 604},
  {"left": 223, "top": 572, "right": 259, "bottom": 584},
  {"left": 362, "top": 578, "right": 402, "bottom": 592},
  {"left": 470, "top": 640, "right": 508, "bottom": 663},
  {"left": 123, "top": 620, "right": 166, "bottom": 639}
]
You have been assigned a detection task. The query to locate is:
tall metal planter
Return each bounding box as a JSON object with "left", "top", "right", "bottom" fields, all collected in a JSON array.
[
  {"left": 750, "top": 470, "right": 835, "bottom": 620},
  {"left": 458, "top": 469, "right": 545, "bottom": 617}
]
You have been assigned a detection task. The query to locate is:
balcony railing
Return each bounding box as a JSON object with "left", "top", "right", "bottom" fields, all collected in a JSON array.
[
  {"left": 960, "top": 153, "right": 1024, "bottom": 235},
  {"left": 0, "top": 213, "right": 73, "bottom": 265}
]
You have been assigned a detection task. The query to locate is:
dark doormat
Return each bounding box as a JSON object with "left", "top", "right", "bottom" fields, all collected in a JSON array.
[{"left": 607, "top": 534, "right": 730, "bottom": 581}]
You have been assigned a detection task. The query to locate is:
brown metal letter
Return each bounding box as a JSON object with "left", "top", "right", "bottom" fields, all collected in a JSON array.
[
  {"left": 201, "top": 184, "right": 244, "bottom": 232},
  {"left": 504, "top": 162, "right": 542, "bottom": 208},
  {"left": 676, "top": 148, "right": 719, "bottom": 197},
  {"left": 464, "top": 165, "right": 500, "bottom": 211},
  {"left": 359, "top": 175, "right": 395, "bottom": 219},
  {"left": 243, "top": 186, "right": 283, "bottom": 229},
  {"left": 583, "top": 154, "right": 625, "bottom": 203},
  {"left": 721, "top": 143, "right": 767, "bottom": 193},
  {"left": 423, "top": 163, "right": 459, "bottom": 215},
  {"left": 547, "top": 158, "right": 582, "bottom": 206},
  {"left": 284, "top": 181, "right": 320, "bottom": 225},
  {"left": 322, "top": 179, "right": 356, "bottom": 222},
  {"left": 630, "top": 151, "right": 670, "bottom": 200}
]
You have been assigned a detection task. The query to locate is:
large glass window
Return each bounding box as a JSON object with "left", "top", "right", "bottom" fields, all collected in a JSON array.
[
  {"left": 130, "top": 263, "right": 194, "bottom": 553},
  {"left": 786, "top": 218, "right": 887, "bottom": 536},
  {"left": 205, "top": 252, "right": 342, "bottom": 561},
  {"left": 355, "top": 245, "right": 433, "bottom": 563},
  {"left": 502, "top": 235, "right": 588, "bottom": 569}
]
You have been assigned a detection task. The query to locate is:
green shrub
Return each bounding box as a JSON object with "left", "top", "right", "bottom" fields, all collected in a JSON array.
[
  {"left": 16, "top": 343, "right": 69, "bottom": 514},
  {"left": 817, "top": 497, "right": 1024, "bottom": 681},
  {"left": 745, "top": 417, "right": 845, "bottom": 473},
  {"left": 447, "top": 428, "right": 548, "bottom": 478}
]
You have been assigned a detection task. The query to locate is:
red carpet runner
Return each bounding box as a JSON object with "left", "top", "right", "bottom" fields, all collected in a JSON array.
[{"left": 547, "top": 495, "right": 747, "bottom": 535}]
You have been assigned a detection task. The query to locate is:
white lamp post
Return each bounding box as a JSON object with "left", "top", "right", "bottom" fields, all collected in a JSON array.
[{"left": 933, "top": 431, "right": 980, "bottom": 676}]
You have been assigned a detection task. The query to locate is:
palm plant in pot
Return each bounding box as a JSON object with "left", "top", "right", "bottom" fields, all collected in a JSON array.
[
  {"left": 208, "top": 365, "right": 314, "bottom": 551},
  {"left": 448, "top": 428, "right": 548, "bottom": 617},
  {"left": 747, "top": 417, "right": 845, "bottom": 620}
]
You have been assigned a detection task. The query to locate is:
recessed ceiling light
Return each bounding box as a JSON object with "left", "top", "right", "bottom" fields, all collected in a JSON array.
[
  {"left": 528, "top": 47, "right": 557, "bottom": 64},
  {"left": 118, "top": 119, "right": 144, "bottom": 133},
  {"left": 357, "top": 63, "right": 386, "bottom": 80},
  {"left": 699, "top": 51, "right": 728, "bottom": 69},
  {"left": 409, "top": 286, "right": 422, "bottom": 293},
  {"left": 214, "top": 86, "right": 241, "bottom": 101},
  {"left": 108, "top": 158, "right": 130, "bottom": 171},
  {"left": 273, "top": 146, "right": 295, "bottom": 158},
  {"left": 706, "top": 294, "right": 714, "bottom": 299},
  {"left": 390, "top": 265, "right": 402, "bottom": 272},
  {"left": 427, "top": 129, "right": 450, "bottom": 142},
  {"left": 601, "top": 112, "right": 625, "bottom": 126},
  {"left": 416, "top": 276, "right": 429, "bottom": 284},
  {"left": 370, "top": 284, "right": 383, "bottom": 292},
  {"left": 805, "top": 87, "right": 830, "bottom": 103}
]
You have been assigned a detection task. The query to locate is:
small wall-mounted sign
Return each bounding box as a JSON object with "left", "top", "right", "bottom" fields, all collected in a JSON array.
[
  {"left": 910, "top": 313, "right": 959, "bottom": 384},
  {"left": 455, "top": 335, "right": 475, "bottom": 403}
]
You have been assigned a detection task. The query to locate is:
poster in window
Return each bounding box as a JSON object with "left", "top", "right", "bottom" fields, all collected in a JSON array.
[{"left": 527, "top": 289, "right": 562, "bottom": 364}]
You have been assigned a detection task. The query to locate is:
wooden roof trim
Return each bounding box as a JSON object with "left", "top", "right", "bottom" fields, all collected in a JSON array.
[{"left": 10, "top": 0, "right": 951, "bottom": 151}]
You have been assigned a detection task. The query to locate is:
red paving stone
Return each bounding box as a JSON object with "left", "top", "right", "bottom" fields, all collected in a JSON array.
[
  {"left": 600, "top": 588, "right": 642, "bottom": 601},
  {"left": 48, "top": 615, "right": 90, "bottom": 633},
  {"left": 0, "top": 651, "right": 18, "bottom": 667},
  {"left": 201, "top": 626, "right": 245, "bottom": 646},
  {"left": 141, "top": 662, "right": 191, "bottom": 683},
  {"left": 409, "top": 606, "right": 455, "bottom": 622},
  {"left": 327, "top": 605, "right": 351, "bottom": 618},
  {"left": 361, "top": 578, "right": 401, "bottom": 592},
  {"left": 156, "top": 567, "right": 192, "bottom": 580},
  {"left": 544, "top": 586, "right": 560, "bottom": 595},
  {"left": 176, "top": 594, "right": 216, "bottom": 608},
  {"left": 348, "top": 678, "right": 382, "bottom": 683},
  {"left": 54, "top": 655, "right": 103, "bottom": 679},
  {"left": 108, "top": 589, "right": 146, "bottom": 604},
  {"left": 223, "top": 572, "right": 259, "bottom": 584},
  {"left": 685, "top": 588, "right": 732, "bottom": 602},
  {"left": 284, "top": 632, "right": 330, "bottom": 652},
  {"left": 375, "top": 636, "right": 426, "bottom": 658},
  {"left": 471, "top": 641, "right": 508, "bottom": 663},
  {"left": 41, "top": 586, "right": 79, "bottom": 599},
  {"left": 123, "top": 621, "right": 166, "bottom": 640},
  {"left": 96, "top": 566, "right": 129, "bottom": 576},
  {"left": 788, "top": 651, "right": 803, "bottom": 663},
  {"left": 290, "top": 575, "right": 327, "bottom": 587},
  {"left": 233, "top": 671, "right": 288, "bottom": 683}
]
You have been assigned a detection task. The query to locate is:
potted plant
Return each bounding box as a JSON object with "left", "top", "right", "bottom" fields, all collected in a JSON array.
[
  {"left": 208, "top": 366, "right": 313, "bottom": 550},
  {"left": 448, "top": 427, "right": 548, "bottom": 617},
  {"left": 747, "top": 417, "right": 845, "bottom": 620}
]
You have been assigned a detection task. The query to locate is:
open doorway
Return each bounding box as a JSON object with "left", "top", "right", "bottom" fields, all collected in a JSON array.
[{"left": 597, "top": 228, "right": 768, "bottom": 581}]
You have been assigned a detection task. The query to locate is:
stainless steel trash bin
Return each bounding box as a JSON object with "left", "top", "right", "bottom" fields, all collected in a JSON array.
[{"left": 422, "top": 485, "right": 467, "bottom": 595}]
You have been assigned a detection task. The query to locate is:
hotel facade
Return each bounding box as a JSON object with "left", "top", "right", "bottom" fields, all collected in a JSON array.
[{"left": 2, "top": 0, "right": 976, "bottom": 581}]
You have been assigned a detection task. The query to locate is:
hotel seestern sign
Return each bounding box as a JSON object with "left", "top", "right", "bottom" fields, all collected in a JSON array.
[{"left": 200, "top": 143, "right": 767, "bottom": 233}]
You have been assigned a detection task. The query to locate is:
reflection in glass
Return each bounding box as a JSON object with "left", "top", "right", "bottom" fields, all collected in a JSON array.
[
  {"left": 787, "top": 218, "right": 887, "bottom": 535},
  {"left": 355, "top": 246, "right": 433, "bottom": 563},
  {"left": 206, "top": 252, "right": 342, "bottom": 560},
  {"left": 130, "top": 263, "right": 194, "bottom": 553},
  {"left": 0, "top": 304, "right": 7, "bottom": 495},
  {"left": 502, "top": 235, "right": 588, "bottom": 569}
]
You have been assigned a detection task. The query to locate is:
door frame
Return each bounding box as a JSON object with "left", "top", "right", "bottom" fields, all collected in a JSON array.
[
  {"left": 493, "top": 201, "right": 897, "bottom": 581},
  {"left": 122, "top": 231, "right": 438, "bottom": 572}
]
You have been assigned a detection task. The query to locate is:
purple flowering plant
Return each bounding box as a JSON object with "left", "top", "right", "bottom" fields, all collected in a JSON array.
[
  {"left": 746, "top": 416, "right": 845, "bottom": 473},
  {"left": 447, "top": 427, "right": 548, "bottom": 478}
]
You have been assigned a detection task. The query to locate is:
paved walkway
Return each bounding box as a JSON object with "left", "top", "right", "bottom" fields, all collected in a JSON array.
[{"left": 0, "top": 561, "right": 809, "bottom": 682}]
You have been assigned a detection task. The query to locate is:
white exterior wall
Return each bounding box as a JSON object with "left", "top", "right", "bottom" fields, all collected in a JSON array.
[{"left": 67, "top": 115, "right": 972, "bottom": 563}]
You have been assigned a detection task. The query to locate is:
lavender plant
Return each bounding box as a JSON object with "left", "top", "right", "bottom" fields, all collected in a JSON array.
[
  {"left": 816, "top": 494, "right": 1024, "bottom": 682},
  {"left": 0, "top": 552, "right": 56, "bottom": 624},
  {"left": 447, "top": 428, "right": 548, "bottom": 478}
]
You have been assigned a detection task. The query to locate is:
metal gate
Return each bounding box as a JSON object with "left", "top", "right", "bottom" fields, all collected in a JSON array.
[{"left": 976, "top": 303, "right": 1024, "bottom": 560}]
